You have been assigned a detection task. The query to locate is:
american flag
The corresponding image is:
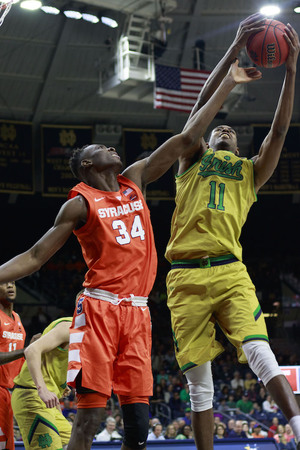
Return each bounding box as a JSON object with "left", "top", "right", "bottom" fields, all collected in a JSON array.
[{"left": 154, "top": 64, "right": 210, "bottom": 113}]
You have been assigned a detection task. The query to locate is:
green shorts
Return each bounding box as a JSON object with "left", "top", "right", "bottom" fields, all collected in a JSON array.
[
  {"left": 11, "top": 387, "right": 71, "bottom": 450},
  {"left": 166, "top": 259, "right": 268, "bottom": 373}
]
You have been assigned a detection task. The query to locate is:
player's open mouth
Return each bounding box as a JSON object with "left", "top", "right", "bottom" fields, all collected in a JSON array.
[{"left": 220, "top": 133, "right": 230, "bottom": 138}]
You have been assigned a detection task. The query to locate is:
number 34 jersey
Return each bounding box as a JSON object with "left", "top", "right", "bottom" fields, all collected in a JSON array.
[
  {"left": 165, "top": 149, "right": 257, "bottom": 263},
  {"left": 68, "top": 175, "right": 157, "bottom": 297}
]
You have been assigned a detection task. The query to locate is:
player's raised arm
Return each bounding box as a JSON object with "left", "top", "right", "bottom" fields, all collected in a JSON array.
[
  {"left": 0, "top": 195, "right": 87, "bottom": 284},
  {"left": 253, "top": 24, "right": 299, "bottom": 192},
  {"left": 185, "top": 13, "right": 266, "bottom": 126},
  {"left": 123, "top": 61, "right": 262, "bottom": 190},
  {"left": 24, "top": 321, "right": 71, "bottom": 408}
]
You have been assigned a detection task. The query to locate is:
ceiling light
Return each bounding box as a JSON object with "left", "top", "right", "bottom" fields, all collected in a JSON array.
[
  {"left": 101, "top": 16, "right": 118, "bottom": 28},
  {"left": 20, "top": 0, "right": 41, "bottom": 10},
  {"left": 82, "top": 13, "right": 99, "bottom": 23},
  {"left": 64, "top": 9, "right": 81, "bottom": 20},
  {"left": 294, "top": 3, "right": 300, "bottom": 12},
  {"left": 41, "top": 5, "right": 60, "bottom": 15},
  {"left": 259, "top": 5, "right": 280, "bottom": 15}
]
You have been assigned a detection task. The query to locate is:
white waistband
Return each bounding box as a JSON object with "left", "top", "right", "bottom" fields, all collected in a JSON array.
[{"left": 83, "top": 288, "right": 148, "bottom": 307}]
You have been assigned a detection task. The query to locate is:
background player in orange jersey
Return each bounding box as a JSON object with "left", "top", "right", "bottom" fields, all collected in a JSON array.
[
  {"left": 0, "top": 281, "right": 40, "bottom": 450},
  {"left": 0, "top": 60, "right": 262, "bottom": 450}
]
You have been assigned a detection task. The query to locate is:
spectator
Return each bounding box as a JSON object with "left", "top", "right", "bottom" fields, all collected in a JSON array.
[
  {"left": 257, "top": 386, "right": 267, "bottom": 406},
  {"left": 164, "top": 424, "right": 177, "bottom": 439},
  {"left": 262, "top": 394, "right": 279, "bottom": 414},
  {"left": 226, "top": 393, "right": 236, "bottom": 410},
  {"left": 148, "top": 423, "right": 165, "bottom": 441},
  {"left": 218, "top": 398, "right": 230, "bottom": 415},
  {"left": 148, "top": 417, "right": 161, "bottom": 433},
  {"left": 252, "top": 423, "right": 265, "bottom": 438},
  {"left": 284, "top": 424, "right": 296, "bottom": 443},
  {"left": 268, "top": 417, "right": 279, "bottom": 438},
  {"left": 182, "top": 425, "right": 193, "bottom": 439},
  {"left": 61, "top": 397, "right": 77, "bottom": 418},
  {"left": 94, "top": 417, "right": 122, "bottom": 442},
  {"left": 242, "top": 421, "right": 253, "bottom": 438},
  {"left": 180, "top": 383, "right": 190, "bottom": 406},
  {"left": 244, "top": 371, "right": 257, "bottom": 390},
  {"left": 214, "top": 424, "right": 226, "bottom": 440},
  {"left": 231, "top": 371, "right": 245, "bottom": 390},
  {"left": 227, "top": 420, "right": 247, "bottom": 438},
  {"left": 168, "top": 391, "right": 184, "bottom": 419},
  {"left": 252, "top": 402, "right": 269, "bottom": 423},
  {"left": 247, "top": 382, "right": 259, "bottom": 403},
  {"left": 183, "top": 407, "right": 192, "bottom": 425},
  {"left": 114, "top": 412, "right": 124, "bottom": 437},
  {"left": 226, "top": 419, "right": 236, "bottom": 434},
  {"left": 236, "top": 392, "right": 254, "bottom": 415},
  {"left": 164, "top": 384, "right": 174, "bottom": 404},
  {"left": 150, "top": 384, "right": 165, "bottom": 415}
]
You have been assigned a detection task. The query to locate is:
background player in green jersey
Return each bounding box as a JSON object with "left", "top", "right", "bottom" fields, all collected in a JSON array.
[{"left": 12, "top": 318, "right": 72, "bottom": 450}]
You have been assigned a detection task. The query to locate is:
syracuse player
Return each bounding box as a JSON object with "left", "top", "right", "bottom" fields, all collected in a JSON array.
[{"left": 0, "top": 281, "right": 26, "bottom": 450}]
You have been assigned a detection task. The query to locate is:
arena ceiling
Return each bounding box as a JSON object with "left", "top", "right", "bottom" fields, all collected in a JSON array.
[{"left": 0, "top": 0, "right": 300, "bottom": 154}]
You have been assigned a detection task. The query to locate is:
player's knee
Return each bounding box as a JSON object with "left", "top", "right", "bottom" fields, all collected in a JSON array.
[
  {"left": 122, "top": 403, "right": 149, "bottom": 449},
  {"left": 243, "top": 340, "right": 282, "bottom": 385},
  {"left": 185, "top": 362, "right": 214, "bottom": 412}
]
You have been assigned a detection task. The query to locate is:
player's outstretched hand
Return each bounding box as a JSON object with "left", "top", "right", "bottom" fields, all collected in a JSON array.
[
  {"left": 284, "top": 23, "right": 300, "bottom": 70},
  {"left": 38, "top": 385, "right": 60, "bottom": 408},
  {"left": 233, "top": 13, "right": 266, "bottom": 49},
  {"left": 229, "top": 59, "right": 262, "bottom": 84}
]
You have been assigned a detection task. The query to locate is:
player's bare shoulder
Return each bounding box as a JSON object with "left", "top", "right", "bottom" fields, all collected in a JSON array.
[{"left": 55, "top": 194, "right": 88, "bottom": 230}]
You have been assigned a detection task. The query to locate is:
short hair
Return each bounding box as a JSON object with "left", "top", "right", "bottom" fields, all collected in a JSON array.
[
  {"left": 69, "top": 145, "right": 89, "bottom": 180},
  {"left": 106, "top": 417, "right": 116, "bottom": 425}
]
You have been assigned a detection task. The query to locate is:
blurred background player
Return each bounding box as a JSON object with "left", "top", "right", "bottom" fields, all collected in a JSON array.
[
  {"left": 11, "top": 317, "right": 72, "bottom": 449},
  {"left": 0, "top": 281, "right": 26, "bottom": 450}
]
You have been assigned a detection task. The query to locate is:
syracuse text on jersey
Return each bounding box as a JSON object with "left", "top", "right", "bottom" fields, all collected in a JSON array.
[{"left": 97, "top": 199, "right": 144, "bottom": 219}]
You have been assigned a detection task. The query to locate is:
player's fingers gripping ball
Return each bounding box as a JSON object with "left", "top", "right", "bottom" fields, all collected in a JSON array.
[{"left": 246, "top": 19, "right": 289, "bottom": 68}]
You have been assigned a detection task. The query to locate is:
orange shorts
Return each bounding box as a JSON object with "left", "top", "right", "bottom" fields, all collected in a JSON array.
[
  {"left": 0, "top": 386, "right": 14, "bottom": 450},
  {"left": 67, "top": 294, "right": 153, "bottom": 398}
]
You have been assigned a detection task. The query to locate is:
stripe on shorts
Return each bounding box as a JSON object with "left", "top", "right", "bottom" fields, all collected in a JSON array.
[
  {"left": 253, "top": 305, "right": 262, "bottom": 321},
  {"left": 74, "top": 314, "right": 86, "bottom": 329},
  {"left": 69, "top": 331, "right": 84, "bottom": 344}
]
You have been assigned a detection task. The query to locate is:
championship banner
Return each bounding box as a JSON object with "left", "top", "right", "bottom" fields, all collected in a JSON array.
[
  {"left": 253, "top": 124, "right": 300, "bottom": 193},
  {"left": 0, "top": 120, "right": 33, "bottom": 194},
  {"left": 42, "top": 125, "right": 93, "bottom": 197},
  {"left": 123, "top": 129, "right": 175, "bottom": 199}
]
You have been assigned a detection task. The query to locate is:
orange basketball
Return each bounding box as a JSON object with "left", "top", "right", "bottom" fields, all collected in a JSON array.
[{"left": 246, "top": 19, "right": 289, "bottom": 68}]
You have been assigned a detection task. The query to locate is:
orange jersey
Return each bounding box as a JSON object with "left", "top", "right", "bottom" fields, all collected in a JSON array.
[
  {"left": 68, "top": 175, "right": 157, "bottom": 297},
  {"left": 0, "top": 310, "right": 26, "bottom": 388}
]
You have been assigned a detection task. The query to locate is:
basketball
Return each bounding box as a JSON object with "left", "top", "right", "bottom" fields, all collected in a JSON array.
[{"left": 246, "top": 19, "right": 289, "bottom": 68}]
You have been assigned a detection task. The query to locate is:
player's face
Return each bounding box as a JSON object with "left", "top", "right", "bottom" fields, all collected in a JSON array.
[
  {"left": 209, "top": 125, "right": 238, "bottom": 154},
  {"left": 82, "top": 144, "right": 122, "bottom": 171},
  {"left": 0, "top": 281, "right": 16, "bottom": 303}
]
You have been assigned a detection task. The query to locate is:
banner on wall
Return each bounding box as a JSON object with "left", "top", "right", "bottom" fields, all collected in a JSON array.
[
  {"left": 280, "top": 366, "right": 300, "bottom": 394},
  {"left": 0, "top": 120, "right": 34, "bottom": 194},
  {"left": 123, "top": 129, "right": 175, "bottom": 199},
  {"left": 253, "top": 124, "right": 300, "bottom": 193},
  {"left": 42, "top": 125, "right": 93, "bottom": 197}
]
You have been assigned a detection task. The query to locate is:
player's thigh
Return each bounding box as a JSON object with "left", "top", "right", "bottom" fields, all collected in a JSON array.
[
  {"left": 167, "top": 268, "right": 214, "bottom": 348},
  {"left": 215, "top": 262, "right": 268, "bottom": 360},
  {"left": 53, "top": 409, "right": 72, "bottom": 446},
  {"left": 11, "top": 388, "right": 65, "bottom": 450},
  {"left": 113, "top": 305, "right": 152, "bottom": 396}
]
